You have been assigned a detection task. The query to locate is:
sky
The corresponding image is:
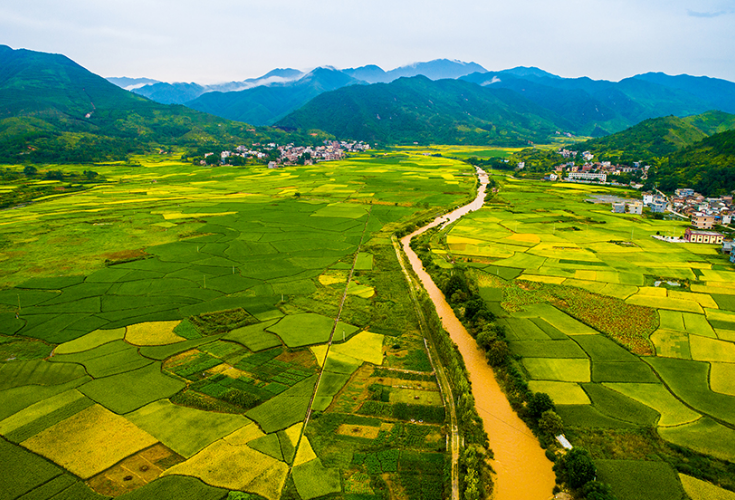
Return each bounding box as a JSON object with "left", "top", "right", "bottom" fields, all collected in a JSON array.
[{"left": 1, "top": 0, "right": 734, "bottom": 84}]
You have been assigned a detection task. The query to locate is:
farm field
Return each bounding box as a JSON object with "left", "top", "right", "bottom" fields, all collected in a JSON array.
[
  {"left": 0, "top": 151, "right": 471, "bottom": 500},
  {"left": 425, "top": 174, "right": 735, "bottom": 498}
]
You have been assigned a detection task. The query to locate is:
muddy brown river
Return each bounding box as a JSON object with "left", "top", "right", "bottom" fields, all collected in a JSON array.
[{"left": 401, "top": 168, "right": 555, "bottom": 500}]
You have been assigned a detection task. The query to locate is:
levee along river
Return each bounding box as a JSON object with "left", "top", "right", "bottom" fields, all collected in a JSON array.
[{"left": 401, "top": 168, "right": 555, "bottom": 500}]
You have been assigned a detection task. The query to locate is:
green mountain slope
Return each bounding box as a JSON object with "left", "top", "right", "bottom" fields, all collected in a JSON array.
[
  {"left": 0, "top": 45, "right": 149, "bottom": 118},
  {"left": 634, "top": 72, "right": 735, "bottom": 114},
  {"left": 682, "top": 110, "right": 735, "bottom": 136},
  {"left": 461, "top": 72, "right": 724, "bottom": 136},
  {"left": 656, "top": 129, "right": 735, "bottom": 194},
  {"left": 572, "top": 115, "right": 711, "bottom": 164},
  {"left": 277, "top": 75, "right": 569, "bottom": 146},
  {"left": 510, "top": 111, "right": 735, "bottom": 191},
  {"left": 187, "top": 68, "right": 364, "bottom": 126},
  {"left": 0, "top": 45, "right": 329, "bottom": 163}
]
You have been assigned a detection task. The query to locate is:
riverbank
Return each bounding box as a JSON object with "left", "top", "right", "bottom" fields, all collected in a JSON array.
[{"left": 400, "top": 168, "right": 555, "bottom": 500}]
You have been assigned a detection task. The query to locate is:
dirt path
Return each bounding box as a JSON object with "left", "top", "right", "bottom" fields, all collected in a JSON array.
[
  {"left": 391, "top": 235, "right": 460, "bottom": 500},
  {"left": 288, "top": 206, "right": 373, "bottom": 472}
]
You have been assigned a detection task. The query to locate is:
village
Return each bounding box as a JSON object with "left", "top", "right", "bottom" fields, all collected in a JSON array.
[
  {"left": 586, "top": 188, "right": 735, "bottom": 264},
  {"left": 201, "top": 140, "right": 371, "bottom": 167},
  {"left": 532, "top": 149, "right": 649, "bottom": 187}
]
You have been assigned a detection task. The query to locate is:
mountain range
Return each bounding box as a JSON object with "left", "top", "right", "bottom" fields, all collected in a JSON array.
[
  {"left": 107, "top": 59, "right": 735, "bottom": 140},
  {"left": 0, "top": 45, "right": 330, "bottom": 163},
  {"left": 277, "top": 75, "right": 565, "bottom": 146},
  {"left": 185, "top": 68, "right": 364, "bottom": 126},
  {"left": 111, "top": 59, "right": 487, "bottom": 102},
  {"left": 3, "top": 43, "right": 735, "bottom": 181},
  {"left": 109, "top": 59, "right": 490, "bottom": 125}
]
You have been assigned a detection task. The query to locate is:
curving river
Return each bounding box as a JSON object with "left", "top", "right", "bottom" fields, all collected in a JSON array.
[{"left": 401, "top": 168, "right": 555, "bottom": 500}]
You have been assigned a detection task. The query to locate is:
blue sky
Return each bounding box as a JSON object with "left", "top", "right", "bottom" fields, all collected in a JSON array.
[{"left": 1, "top": 0, "right": 734, "bottom": 83}]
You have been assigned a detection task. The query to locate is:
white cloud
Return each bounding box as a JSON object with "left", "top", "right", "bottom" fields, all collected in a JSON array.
[{"left": 1, "top": 0, "right": 733, "bottom": 83}]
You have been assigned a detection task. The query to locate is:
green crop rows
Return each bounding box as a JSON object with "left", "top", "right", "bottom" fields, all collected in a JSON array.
[
  {"left": 426, "top": 174, "right": 735, "bottom": 496},
  {"left": 0, "top": 151, "right": 469, "bottom": 500}
]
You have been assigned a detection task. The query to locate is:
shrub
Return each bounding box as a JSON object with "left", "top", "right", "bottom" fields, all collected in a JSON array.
[
  {"left": 582, "top": 481, "right": 617, "bottom": 500},
  {"left": 554, "top": 448, "right": 596, "bottom": 490},
  {"left": 528, "top": 392, "right": 556, "bottom": 420},
  {"left": 220, "top": 389, "right": 261, "bottom": 410},
  {"left": 539, "top": 410, "right": 564, "bottom": 437}
]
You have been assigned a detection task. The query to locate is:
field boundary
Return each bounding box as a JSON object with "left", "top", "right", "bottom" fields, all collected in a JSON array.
[
  {"left": 288, "top": 206, "right": 373, "bottom": 473},
  {"left": 392, "top": 235, "right": 460, "bottom": 500}
]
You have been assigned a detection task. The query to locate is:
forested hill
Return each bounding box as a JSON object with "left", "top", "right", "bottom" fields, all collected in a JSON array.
[
  {"left": 508, "top": 111, "right": 735, "bottom": 196},
  {"left": 564, "top": 111, "right": 735, "bottom": 164},
  {"left": 658, "top": 129, "right": 735, "bottom": 194},
  {"left": 570, "top": 116, "right": 709, "bottom": 164},
  {"left": 276, "top": 75, "right": 570, "bottom": 146},
  {"left": 0, "top": 45, "right": 331, "bottom": 163},
  {"left": 460, "top": 70, "right": 735, "bottom": 136},
  {"left": 186, "top": 68, "right": 365, "bottom": 126}
]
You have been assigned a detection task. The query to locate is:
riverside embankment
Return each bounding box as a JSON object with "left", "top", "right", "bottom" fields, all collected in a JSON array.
[{"left": 401, "top": 168, "right": 555, "bottom": 500}]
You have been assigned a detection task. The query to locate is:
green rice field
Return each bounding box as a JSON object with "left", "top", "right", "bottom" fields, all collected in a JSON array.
[
  {"left": 423, "top": 173, "right": 735, "bottom": 498},
  {"left": 0, "top": 151, "right": 467, "bottom": 499}
]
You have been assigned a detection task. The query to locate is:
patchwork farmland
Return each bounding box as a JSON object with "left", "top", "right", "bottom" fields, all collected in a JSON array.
[
  {"left": 0, "top": 152, "right": 473, "bottom": 500},
  {"left": 419, "top": 174, "right": 735, "bottom": 499}
]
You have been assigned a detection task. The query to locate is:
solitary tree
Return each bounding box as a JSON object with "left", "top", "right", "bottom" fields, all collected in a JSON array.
[
  {"left": 528, "top": 392, "right": 556, "bottom": 420},
  {"left": 484, "top": 339, "right": 509, "bottom": 367},
  {"left": 539, "top": 409, "right": 564, "bottom": 437},
  {"left": 553, "top": 447, "right": 596, "bottom": 490},
  {"left": 582, "top": 481, "right": 617, "bottom": 500}
]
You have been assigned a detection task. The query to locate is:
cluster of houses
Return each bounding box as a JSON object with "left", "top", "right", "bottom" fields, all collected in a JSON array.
[
  {"left": 641, "top": 192, "right": 669, "bottom": 213},
  {"left": 669, "top": 188, "right": 733, "bottom": 224},
  {"left": 551, "top": 150, "right": 649, "bottom": 185},
  {"left": 271, "top": 141, "right": 370, "bottom": 167},
  {"left": 611, "top": 200, "right": 644, "bottom": 215},
  {"left": 605, "top": 187, "right": 735, "bottom": 258},
  {"left": 203, "top": 140, "right": 370, "bottom": 167}
]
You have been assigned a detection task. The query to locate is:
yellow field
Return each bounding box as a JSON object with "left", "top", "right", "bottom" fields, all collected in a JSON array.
[
  {"left": 55, "top": 328, "right": 126, "bottom": 354},
  {"left": 668, "top": 291, "right": 719, "bottom": 309},
  {"left": 318, "top": 270, "right": 348, "bottom": 286},
  {"left": 518, "top": 274, "right": 566, "bottom": 285},
  {"left": 0, "top": 389, "right": 86, "bottom": 436},
  {"left": 90, "top": 445, "right": 170, "bottom": 496},
  {"left": 626, "top": 294, "right": 704, "bottom": 313},
  {"left": 293, "top": 436, "right": 317, "bottom": 466},
  {"left": 650, "top": 329, "right": 690, "bottom": 359},
  {"left": 574, "top": 270, "right": 597, "bottom": 281},
  {"left": 125, "top": 321, "right": 185, "bottom": 346},
  {"left": 311, "top": 331, "right": 384, "bottom": 367},
  {"left": 692, "top": 284, "right": 735, "bottom": 295},
  {"left": 346, "top": 282, "right": 375, "bottom": 298},
  {"left": 689, "top": 336, "right": 735, "bottom": 363},
  {"left": 21, "top": 404, "right": 157, "bottom": 478},
  {"left": 246, "top": 462, "right": 291, "bottom": 500},
  {"left": 710, "top": 363, "right": 735, "bottom": 396},
  {"left": 162, "top": 438, "right": 283, "bottom": 494},
  {"left": 285, "top": 422, "right": 304, "bottom": 446},
  {"left": 705, "top": 308, "right": 735, "bottom": 322},
  {"left": 522, "top": 358, "right": 590, "bottom": 382},
  {"left": 527, "top": 381, "right": 591, "bottom": 405},
  {"left": 637, "top": 287, "right": 668, "bottom": 297},
  {"left": 679, "top": 474, "right": 735, "bottom": 500},
  {"left": 337, "top": 424, "right": 381, "bottom": 439},
  {"left": 223, "top": 422, "right": 265, "bottom": 445}
]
